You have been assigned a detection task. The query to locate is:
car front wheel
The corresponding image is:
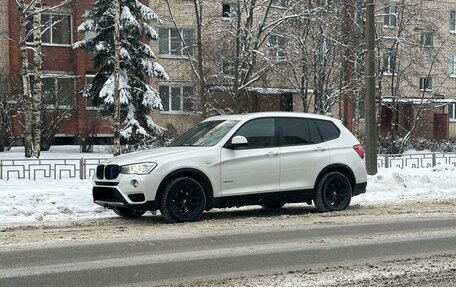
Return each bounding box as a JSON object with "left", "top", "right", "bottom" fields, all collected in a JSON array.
[
  {"left": 314, "top": 171, "right": 352, "bottom": 212},
  {"left": 160, "top": 177, "right": 206, "bottom": 223}
]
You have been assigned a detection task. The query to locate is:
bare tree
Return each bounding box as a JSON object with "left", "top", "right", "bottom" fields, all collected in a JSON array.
[
  {"left": 0, "top": 69, "right": 13, "bottom": 152},
  {"left": 16, "top": 0, "right": 72, "bottom": 157}
]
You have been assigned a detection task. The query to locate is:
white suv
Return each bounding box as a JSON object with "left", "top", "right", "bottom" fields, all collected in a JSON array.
[{"left": 93, "top": 112, "right": 367, "bottom": 223}]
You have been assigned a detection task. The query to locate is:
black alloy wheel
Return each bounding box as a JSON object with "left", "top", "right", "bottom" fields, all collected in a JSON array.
[
  {"left": 160, "top": 177, "right": 206, "bottom": 223},
  {"left": 314, "top": 171, "right": 352, "bottom": 212}
]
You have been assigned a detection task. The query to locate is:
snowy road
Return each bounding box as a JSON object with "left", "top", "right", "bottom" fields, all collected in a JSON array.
[{"left": 0, "top": 217, "right": 455, "bottom": 287}]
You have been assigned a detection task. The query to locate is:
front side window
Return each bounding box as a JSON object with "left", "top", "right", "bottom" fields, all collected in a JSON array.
[
  {"left": 384, "top": 4, "right": 397, "bottom": 27},
  {"left": 281, "top": 118, "right": 322, "bottom": 146},
  {"left": 451, "top": 11, "right": 456, "bottom": 32},
  {"left": 269, "top": 35, "right": 286, "bottom": 60},
  {"left": 419, "top": 76, "right": 432, "bottom": 91},
  {"left": 42, "top": 75, "right": 75, "bottom": 107},
  {"left": 27, "top": 13, "right": 72, "bottom": 45},
  {"left": 159, "top": 28, "right": 193, "bottom": 56},
  {"left": 159, "top": 85, "right": 193, "bottom": 113},
  {"left": 449, "top": 54, "right": 456, "bottom": 76},
  {"left": 233, "top": 118, "right": 276, "bottom": 149}
]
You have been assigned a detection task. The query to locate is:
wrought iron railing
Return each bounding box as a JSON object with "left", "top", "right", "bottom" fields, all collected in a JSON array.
[
  {"left": 0, "top": 158, "right": 107, "bottom": 180},
  {"left": 1, "top": 153, "right": 456, "bottom": 181},
  {"left": 377, "top": 153, "right": 456, "bottom": 169}
]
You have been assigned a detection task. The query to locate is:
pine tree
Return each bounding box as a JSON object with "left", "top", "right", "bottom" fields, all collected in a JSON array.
[{"left": 74, "top": 0, "right": 168, "bottom": 149}]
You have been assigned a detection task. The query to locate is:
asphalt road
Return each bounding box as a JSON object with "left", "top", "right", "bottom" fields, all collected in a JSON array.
[{"left": 1, "top": 217, "right": 455, "bottom": 287}]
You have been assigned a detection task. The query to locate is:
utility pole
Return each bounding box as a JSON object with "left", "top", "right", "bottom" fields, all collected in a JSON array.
[
  {"left": 365, "top": 0, "right": 377, "bottom": 175},
  {"left": 113, "top": 0, "right": 121, "bottom": 156}
]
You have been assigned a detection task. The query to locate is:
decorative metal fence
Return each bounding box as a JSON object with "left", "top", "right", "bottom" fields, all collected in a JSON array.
[
  {"left": 377, "top": 153, "right": 456, "bottom": 169},
  {"left": 0, "top": 158, "right": 107, "bottom": 180},
  {"left": 1, "top": 153, "right": 456, "bottom": 181}
]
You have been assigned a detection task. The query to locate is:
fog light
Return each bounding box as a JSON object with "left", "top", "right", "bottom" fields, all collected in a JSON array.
[{"left": 131, "top": 179, "right": 139, "bottom": 188}]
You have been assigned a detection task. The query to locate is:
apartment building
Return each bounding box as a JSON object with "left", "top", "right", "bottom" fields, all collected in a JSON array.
[
  {"left": 4, "top": 0, "right": 456, "bottom": 145},
  {"left": 377, "top": 0, "right": 456, "bottom": 139}
]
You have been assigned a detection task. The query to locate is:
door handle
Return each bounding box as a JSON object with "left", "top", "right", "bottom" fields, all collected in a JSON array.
[
  {"left": 266, "top": 151, "right": 279, "bottom": 157},
  {"left": 314, "top": 147, "right": 326, "bottom": 152}
]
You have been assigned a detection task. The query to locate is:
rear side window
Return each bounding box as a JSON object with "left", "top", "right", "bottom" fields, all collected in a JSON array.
[
  {"left": 281, "top": 118, "right": 322, "bottom": 146},
  {"left": 314, "top": 119, "right": 340, "bottom": 141},
  {"left": 232, "top": 118, "right": 276, "bottom": 149}
]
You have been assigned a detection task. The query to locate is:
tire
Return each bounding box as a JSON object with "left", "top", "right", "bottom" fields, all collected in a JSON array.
[
  {"left": 113, "top": 207, "right": 146, "bottom": 218},
  {"left": 160, "top": 177, "right": 206, "bottom": 223},
  {"left": 314, "top": 171, "right": 352, "bottom": 212}
]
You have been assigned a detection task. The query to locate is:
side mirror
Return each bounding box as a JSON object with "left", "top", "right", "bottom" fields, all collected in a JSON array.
[{"left": 231, "top": 136, "right": 248, "bottom": 146}]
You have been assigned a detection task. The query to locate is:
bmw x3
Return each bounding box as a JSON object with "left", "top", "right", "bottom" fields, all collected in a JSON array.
[{"left": 93, "top": 112, "right": 367, "bottom": 223}]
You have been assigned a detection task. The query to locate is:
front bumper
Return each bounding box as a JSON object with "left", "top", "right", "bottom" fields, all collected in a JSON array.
[{"left": 93, "top": 186, "right": 157, "bottom": 211}]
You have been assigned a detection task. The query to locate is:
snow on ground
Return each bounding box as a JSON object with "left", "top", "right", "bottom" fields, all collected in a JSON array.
[
  {"left": 0, "top": 147, "right": 455, "bottom": 224},
  {"left": 1, "top": 145, "right": 112, "bottom": 160}
]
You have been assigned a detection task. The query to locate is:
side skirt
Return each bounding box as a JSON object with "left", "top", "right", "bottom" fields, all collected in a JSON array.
[{"left": 211, "top": 189, "right": 315, "bottom": 209}]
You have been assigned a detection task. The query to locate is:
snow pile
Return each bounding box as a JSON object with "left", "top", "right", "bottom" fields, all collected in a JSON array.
[{"left": 0, "top": 167, "right": 455, "bottom": 224}]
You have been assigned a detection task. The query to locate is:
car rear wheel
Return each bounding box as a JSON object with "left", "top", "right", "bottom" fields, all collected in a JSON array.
[
  {"left": 160, "top": 177, "right": 206, "bottom": 223},
  {"left": 113, "top": 207, "right": 146, "bottom": 218},
  {"left": 314, "top": 171, "right": 352, "bottom": 212}
]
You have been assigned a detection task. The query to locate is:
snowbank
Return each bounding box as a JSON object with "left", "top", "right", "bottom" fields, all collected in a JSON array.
[{"left": 1, "top": 167, "right": 455, "bottom": 224}]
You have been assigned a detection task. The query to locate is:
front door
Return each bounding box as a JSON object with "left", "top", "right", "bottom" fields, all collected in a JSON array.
[{"left": 220, "top": 118, "right": 280, "bottom": 196}]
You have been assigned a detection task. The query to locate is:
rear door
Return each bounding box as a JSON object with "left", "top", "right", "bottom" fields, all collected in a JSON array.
[{"left": 278, "top": 117, "right": 330, "bottom": 191}]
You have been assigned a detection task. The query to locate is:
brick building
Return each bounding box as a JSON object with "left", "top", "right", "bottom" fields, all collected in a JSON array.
[
  {"left": 0, "top": 0, "right": 9, "bottom": 74},
  {"left": 4, "top": 0, "right": 456, "bottom": 146},
  {"left": 7, "top": 0, "right": 113, "bottom": 145}
]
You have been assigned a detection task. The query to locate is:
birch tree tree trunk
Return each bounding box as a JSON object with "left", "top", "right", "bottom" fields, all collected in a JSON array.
[
  {"left": 32, "top": 0, "right": 42, "bottom": 157},
  {"left": 18, "top": 0, "right": 33, "bottom": 158},
  {"left": 113, "top": 0, "right": 121, "bottom": 156}
]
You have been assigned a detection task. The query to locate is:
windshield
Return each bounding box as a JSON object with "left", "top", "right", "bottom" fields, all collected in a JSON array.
[{"left": 169, "top": 120, "right": 239, "bottom": 147}]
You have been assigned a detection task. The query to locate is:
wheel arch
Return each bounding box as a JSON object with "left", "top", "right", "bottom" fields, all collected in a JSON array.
[
  {"left": 314, "top": 164, "right": 356, "bottom": 192},
  {"left": 155, "top": 168, "right": 214, "bottom": 210}
]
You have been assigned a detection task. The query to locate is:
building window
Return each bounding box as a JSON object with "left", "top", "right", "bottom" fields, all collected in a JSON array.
[
  {"left": 384, "top": 4, "right": 397, "bottom": 28},
  {"left": 419, "top": 76, "right": 432, "bottom": 91},
  {"left": 421, "top": 32, "right": 433, "bottom": 47},
  {"left": 268, "top": 35, "right": 286, "bottom": 60},
  {"left": 383, "top": 49, "right": 396, "bottom": 74},
  {"left": 449, "top": 54, "right": 456, "bottom": 76},
  {"left": 159, "top": 28, "right": 193, "bottom": 56},
  {"left": 27, "top": 13, "right": 72, "bottom": 45},
  {"left": 222, "top": 4, "right": 231, "bottom": 18},
  {"left": 42, "top": 75, "right": 75, "bottom": 107},
  {"left": 159, "top": 85, "right": 193, "bottom": 113},
  {"left": 451, "top": 11, "right": 456, "bottom": 32},
  {"left": 449, "top": 103, "right": 456, "bottom": 120}
]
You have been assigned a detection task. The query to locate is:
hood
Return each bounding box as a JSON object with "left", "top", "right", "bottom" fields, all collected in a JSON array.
[{"left": 106, "top": 146, "right": 212, "bottom": 165}]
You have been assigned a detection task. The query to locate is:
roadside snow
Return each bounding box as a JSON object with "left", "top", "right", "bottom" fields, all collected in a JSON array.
[
  {"left": 1, "top": 166, "right": 455, "bottom": 224},
  {"left": 1, "top": 146, "right": 455, "bottom": 223}
]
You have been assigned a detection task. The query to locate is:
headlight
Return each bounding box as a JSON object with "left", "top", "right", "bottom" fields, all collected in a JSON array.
[{"left": 120, "top": 162, "right": 157, "bottom": 175}]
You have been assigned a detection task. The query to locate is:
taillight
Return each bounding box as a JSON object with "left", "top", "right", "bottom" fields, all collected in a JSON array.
[{"left": 353, "top": 144, "right": 365, "bottom": 159}]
